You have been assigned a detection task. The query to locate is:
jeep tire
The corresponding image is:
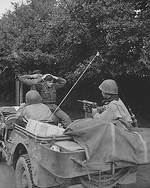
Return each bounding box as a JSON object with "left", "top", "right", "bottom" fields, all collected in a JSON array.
[{"left": 15, "top": 154, "right": 36, "bottom": 188}]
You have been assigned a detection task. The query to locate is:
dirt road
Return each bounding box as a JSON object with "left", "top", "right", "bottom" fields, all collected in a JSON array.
[
  {"left": 0, "top": 162, "right": 150, "bottom": 188},
  {"left": 0, "top": 162, "right": 16, "bottom": 188},
  {"left": 0, "top": 162, "right": 83, "bottom": 188}
]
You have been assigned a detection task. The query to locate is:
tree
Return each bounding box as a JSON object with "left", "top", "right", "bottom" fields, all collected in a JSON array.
[{"left": 0, "top": 0, "right": 149, "bottom": 83}]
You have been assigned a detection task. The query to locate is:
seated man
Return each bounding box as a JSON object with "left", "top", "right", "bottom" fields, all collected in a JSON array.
[
  {"left": 92, "top": 79, "right": 133, "bottom": 126},
  {"left": 16, "top": 90, "right": 58, "bottom": 124}
]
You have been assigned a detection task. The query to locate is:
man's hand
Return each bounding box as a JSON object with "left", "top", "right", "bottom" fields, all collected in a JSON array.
[
  {"left": 92, "top": 108, "right": 98, "bottom": 116},
  {"left": 29, "top": 74, "right": 42, "bottom": 79},
  {"left": 97, "top": 106, "right": 106, "bottom": 113},
  {"left": 42, "top": 74, "right": 58, "bottom": 81},
  {"left": 51, "top": 75, "right": 58, "bottom": 80},
  {"left": 42, "top": 74, "right": 51, "bottom": 80}
]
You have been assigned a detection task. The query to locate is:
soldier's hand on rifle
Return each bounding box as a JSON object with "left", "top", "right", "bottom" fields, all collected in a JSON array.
[
  {"left": 84, "top": 102, "right": 97, "bottom": 113},
  {"left": 97, "top": 106, "right": 106, "bottom": 114},
  {"left": 92, "top": 108, "right": 98, "bottom": 117},
  {"left": 83, "top": 103, "right": 90, "bottom": 111},
  {"left": 78, "top": 100, "right": 97, "bottom": 114},
  {"left": 92, "top": 106, "right": 106, "bottom": 117}
]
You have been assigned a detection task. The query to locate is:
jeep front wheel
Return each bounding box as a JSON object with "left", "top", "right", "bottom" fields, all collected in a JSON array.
[{"left": 15, "top": 154, "right": 36, "bottom": 188}]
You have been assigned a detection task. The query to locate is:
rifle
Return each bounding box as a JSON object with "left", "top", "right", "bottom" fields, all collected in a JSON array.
[
  {"left": 78, "top": 100, "right": 97, "bottom": 118},
  {"left": 128, "top": 107, "right": 138, "bottom": 127},
  {"left": 119, "top": 85, "right": 138, "bottom": 127},
  {"left": 78, "top": 100, "right": 97, "bottom": 108}
]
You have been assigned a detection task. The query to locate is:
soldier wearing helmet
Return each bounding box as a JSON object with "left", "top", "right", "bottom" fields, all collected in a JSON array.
[
  {"left": 16, "top": 90, "right": 58, "bottom": 124},
  {"left": 18, "top": 71, "right": 72, "bottom": 127},
  {"left": 92, "top": 79, "right": 132, "bottom": 124},
  {"left": 99, "top": 79, "right": 118, "bottom": 95}
]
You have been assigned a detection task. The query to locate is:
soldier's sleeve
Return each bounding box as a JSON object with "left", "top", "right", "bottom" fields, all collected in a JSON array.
[
  {"left": 54, "top": 77, "right": 67, "bottom": 89},
  {"left": 18, "top": 75, "right": 42, "bottom": 86},
  {"left": 93, "top": 106, "right": 115, "bottom": 122}
]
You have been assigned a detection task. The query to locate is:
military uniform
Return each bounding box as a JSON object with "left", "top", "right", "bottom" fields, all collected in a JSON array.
[
  {"left": 92, "top": 79, "right": 132, "bottom": 125},
  {"left": 16, "top": 90, "right": 55, "bottom": 122},
  {"left": 93, "top": 98, "right": 132, "bottom": 123},
  {"left": 18, "top": 74, "right": 72, "bottom": 127}
]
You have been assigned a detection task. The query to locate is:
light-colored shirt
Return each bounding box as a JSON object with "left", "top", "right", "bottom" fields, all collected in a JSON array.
[
  {"left": 16, "top": 103, "right": 52, "bottom": 121},
  {"left": 93, "top": 99, "right": 132, "bottom": 123}
]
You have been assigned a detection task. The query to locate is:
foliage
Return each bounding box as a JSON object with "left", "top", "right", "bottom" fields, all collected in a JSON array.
[{"left": 0, "top": 0, "right": 149, "bottom": 84}]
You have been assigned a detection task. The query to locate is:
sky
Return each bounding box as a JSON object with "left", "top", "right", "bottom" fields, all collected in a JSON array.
[{"left": 0, "top": 0, "right": 26, "bottom": 17}]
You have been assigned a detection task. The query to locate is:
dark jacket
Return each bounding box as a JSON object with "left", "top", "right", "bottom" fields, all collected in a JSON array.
[
  {"left": 18, "top": 74, "right": 66, "bottom": 104},
  {"left": 35, "top": 78, "right": 66, "bottom": 104}
]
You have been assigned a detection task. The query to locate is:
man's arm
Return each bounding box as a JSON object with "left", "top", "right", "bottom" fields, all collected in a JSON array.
[
  {"left": 53, "top": 76, "right": 67, "bottom": 89},
  {"left": 16, "top": 103, "right": 26, "bottom": 118},
  {"left": 42, "top": 74, "right": 67, "bottom": 89},
  {"left": 92, "top": 107, "right": 114, "bottom": 122},
  {"left": 18, "top": 74, "right": 43, "bottom": 86}
]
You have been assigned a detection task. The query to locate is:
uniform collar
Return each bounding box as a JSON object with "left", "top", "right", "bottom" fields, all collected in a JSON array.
[{"left": 102, "top": 95, "right": 119, "bottom": 105}]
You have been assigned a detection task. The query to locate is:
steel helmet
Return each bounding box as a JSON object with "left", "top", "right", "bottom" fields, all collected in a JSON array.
[
  {"left": 25, "top": 90, "right": 42, "bottom": 105},
  {"left": 99, "top": 79, "right": 118, "bottom": 94}
]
